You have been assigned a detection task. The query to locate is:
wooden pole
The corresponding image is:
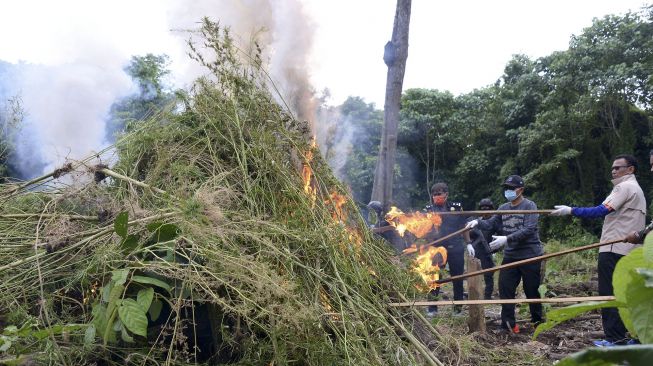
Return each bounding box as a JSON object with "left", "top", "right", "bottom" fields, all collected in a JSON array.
[
  {"left": 370, "top": 0, "right": 412, "bottom": 209},
  {"left": 436, "top": 237, "right": 625, "bottom": 284},
  {"left": 466, "top": 257, "right": 485, "bottom": 332},
  {"left": 432, "top": 209, "right": 554, "bottom": 216},
  {"left": 401, "top": 226, "right": 472, "bottom": 255},
  {"left": 389, "top": 295, "right": 615, "bottom": 307},
  {"left": 0, "top": 213, "right": 97, "bottom": 221}
]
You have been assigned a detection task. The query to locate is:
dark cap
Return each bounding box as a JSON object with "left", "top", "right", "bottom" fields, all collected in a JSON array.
[
  {"left": 367, "top": 201, "right": 383, "bottom": 213},
  {"left": 502, "top": 175, "right": 524, "bottom": 188},
  {"left": 478, "top": 198, "right": 494, "bottom": 209},
  {"left": 431, "top": 182, "right": 448, "bottom": 194}
]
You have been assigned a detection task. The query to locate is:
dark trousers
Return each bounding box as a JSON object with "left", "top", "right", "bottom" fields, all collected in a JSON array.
[
  {"left": 598, "top": 252, "right": 628, "bottom": 342},
  {"left": 498, "top": 257, "right": 543, "bottom": 327},
  {"left": 474, "top": 244, "right": 495, "bottom": 299},
  {"left": 428, "top": 245, "right": 465, "bottom": 312}
]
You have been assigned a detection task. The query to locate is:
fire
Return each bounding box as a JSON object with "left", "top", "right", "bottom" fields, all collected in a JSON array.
[
  {"left": 384, "top": 206, "right": 442, "bottom": 238},
  {"left": 412, "top": 246, "right": 448, "bottom": 291},
  {"left": 326, "top": 191, "right": 347, "bottom": 221},
  {"left": 302, "top": 137, "right": 318, "bottom": 203}
]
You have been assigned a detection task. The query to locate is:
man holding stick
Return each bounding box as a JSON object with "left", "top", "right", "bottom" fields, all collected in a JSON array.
[
  {"left": 551, "top": 154, "right": 645, "bottom": 347},
  {"left": 466, "top": 175, "right": 544, "bottom": 333},
  {"left": 424, "top": 182, "right": 474, "bottom": 317}
]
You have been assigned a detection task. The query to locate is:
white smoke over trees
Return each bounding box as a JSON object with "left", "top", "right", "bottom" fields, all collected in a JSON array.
[{"left": 0, "top": 0, "right": 357, "bottom": 181}]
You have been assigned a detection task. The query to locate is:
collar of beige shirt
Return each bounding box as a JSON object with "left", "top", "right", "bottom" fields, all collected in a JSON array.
[{"left": 611, "top": 173, "right": 636, "bottom": 186}]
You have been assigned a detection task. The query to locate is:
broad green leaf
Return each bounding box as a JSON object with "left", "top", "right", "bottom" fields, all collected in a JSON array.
[
  {"left": 137, "top": 287, "right": 154, "bottom": 311},
  {"left": 613, "top": 248, "right": 647, "bottom": 336},
  {"left": 534, "top": 300, "right": 623, "bottom": 339},
  {"left": 149, "top": 299, "right": 163, "bottom": 321},
  {"left": 131, "top": 275, "right": 171, "bottom": 292},
  {"left": 114, "top": 212, "right": 129, "bottom": 239},
  {"left": 644, "top": 231, "right": 653, "bottom": 263},
  {"left": 106, "top": 284, "right": 125, "bottom": 318},
  {"left": 111, "top": 269, "right": 129, "bottom": 286},
  {"left": 626, "top": 269, "right": 653, "bottom": 343},
  {"left": 0, "top": 339, "right": 11, "bottom": 352},
  {"left": 120, "top": 234, "right": 140, "bottom": 254},
  {"left": 101, "top": 283, "right": 112, "bottom": 303},
  {"left": 113, "top": 319, "right": 123, "bottom": 332},
  {"left": 3, "top": 326, "right": 17, "bottom": 334},
  {"left": 118, "top": 299, "right": 148, "bottom": 337},
  {"left": 84, "top": 325, "right": 96, "bottom": 345},
  {"left": 121, "top": 326, "right": 134, "bottom": 342},
  {"left": 636, "top": 268, "right": 653, "bottom": 287},
  {"left": 91, "top": 303, "right": 108, "bottom": 335},
  {"left": 146, "top": 222, "right": 179, "bottom": 243},
  {"left": 557, "top": 345, "right": 653, "bottom": 366}
]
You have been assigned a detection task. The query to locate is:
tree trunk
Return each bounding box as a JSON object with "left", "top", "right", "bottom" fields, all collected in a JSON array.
[
  {"left": 370, "top": 0, "right": 412, "bottom": 210},
  {"left": 466, "top": 257, "right": 486, "bottom": 333}
]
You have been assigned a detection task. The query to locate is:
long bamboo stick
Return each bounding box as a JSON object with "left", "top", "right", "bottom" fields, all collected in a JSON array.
[
  {"left": 434, "top": 209, "right": 554, "bottom": 216},
  {"left": 97, "top": 168, "right": 167, "bottom": 195},
  {"left": 436, "top": 237, "right": 625, "bottom": 284},
  {"left": 0, "top": 214, "right": 97, "bottom": 221},
  {"left": 401, "top": 226, "right": 472, "bottom": 255},
  {"left": 389, "top": 295, "right": 615, "bottom": 307}
]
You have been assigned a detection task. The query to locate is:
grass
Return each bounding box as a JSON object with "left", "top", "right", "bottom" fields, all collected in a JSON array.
[{"left": 0, "top": 19, "right": 463, "bottom": 366}]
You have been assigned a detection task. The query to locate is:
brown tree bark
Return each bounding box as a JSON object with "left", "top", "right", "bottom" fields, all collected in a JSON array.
[
  {"left": 370, "top": 0, "right": 412, "bottom": 210},
  {"left": 466, "top": 257, "right": 486, "bottom": 333}
]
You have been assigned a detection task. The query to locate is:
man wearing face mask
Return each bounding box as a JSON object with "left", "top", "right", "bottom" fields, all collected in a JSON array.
[
  {"left": 466, "top": 175, "right": 544, "bottom": 333},
  {"left": 424, "top": 182, "right": 474, "bottom": 317},
  {"left": 550, "top": 154, "right": 645, "bottom": 347}
]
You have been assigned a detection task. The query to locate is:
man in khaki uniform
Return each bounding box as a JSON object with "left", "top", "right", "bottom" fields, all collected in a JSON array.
[{"left": 551, "top": 154, "right": 645, "bottom": 346}]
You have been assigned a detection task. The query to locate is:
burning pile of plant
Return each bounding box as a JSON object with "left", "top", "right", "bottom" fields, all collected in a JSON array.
[{"left": 0, "top": 20, "right": 449, "bottom": 365}]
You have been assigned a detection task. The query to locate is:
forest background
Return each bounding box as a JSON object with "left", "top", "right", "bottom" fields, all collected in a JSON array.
[{"left": 1, "top": 7, "right": 653, "bottom": 243}]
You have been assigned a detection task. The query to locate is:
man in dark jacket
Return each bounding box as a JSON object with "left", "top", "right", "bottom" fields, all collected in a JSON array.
[
  {"left": 424, "top": 182, "right": 474, "bottom": 316},
  {"left": 467, "top": 175, "right": 543, "bottom": 333},
  {"left": 468, "top": 198, "right": 497, "bottom": 299}
]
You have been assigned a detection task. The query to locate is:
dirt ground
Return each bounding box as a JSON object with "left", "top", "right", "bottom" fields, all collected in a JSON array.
[{"left": 426, "top": 271, "right": 605, "bottom": 365}]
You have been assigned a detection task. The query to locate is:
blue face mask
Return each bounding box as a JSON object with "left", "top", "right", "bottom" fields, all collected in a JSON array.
[{"left": 504, "top": 189, "right": 519, "bottom": 202}]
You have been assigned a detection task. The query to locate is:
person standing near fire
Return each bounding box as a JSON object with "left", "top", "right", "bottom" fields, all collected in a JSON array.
[
  {"left": 551, "top": 154, "right": 645, "bottom": 347},
  {"left": 466, "top": 175, "right": 544, "bottom": 333},
  {"left": 424, "top": 182, "right": 475, "bottom": 316},
  {"left": 468, "top": 198, "right": 498, "bottom": 299}
]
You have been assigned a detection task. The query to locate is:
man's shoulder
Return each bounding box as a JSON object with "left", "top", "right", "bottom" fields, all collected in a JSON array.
[{"left": 520, "top": 198, "right": 538, "bottom": 209}]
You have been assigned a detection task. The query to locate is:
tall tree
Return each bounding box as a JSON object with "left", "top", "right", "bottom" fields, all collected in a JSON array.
[{"left": 371, "top": 0, "right": 411, "bottom": 210}]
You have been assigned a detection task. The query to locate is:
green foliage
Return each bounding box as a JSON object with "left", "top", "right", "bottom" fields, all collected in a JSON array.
[
  {"left": 106, "top": 53, "right": 174, "bottom": 140},
  {"left": 337, "top": 9, "right": 653, "bottom": 241},
  {"left": 533, "top": 300, "right": 624, "bottom": 339},
  {"left": 556, "top": 345, "right": 653, "bottom": 366},
  {"left": 535, "top": 235, "right": 653, "bottom": 364}
]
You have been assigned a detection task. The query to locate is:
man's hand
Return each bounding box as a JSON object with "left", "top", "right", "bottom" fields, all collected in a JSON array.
[
  {"left": 550, "top": 205, "right": 572, "bottom": 216},
  {"left": 466, "top": 244, "right": 475, "bottom": 257},
  {"left": 489, "top": 235, "right": 507, "bottom": 251},
  {"left": 625, "top": 231, "right": 643, "bottom": 244},
  {"left": 465, "top": 219, "right": 478, "bottom": 229}
]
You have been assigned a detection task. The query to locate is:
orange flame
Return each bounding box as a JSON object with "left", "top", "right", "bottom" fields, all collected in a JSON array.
[
  {"left": 385, "top": 206, "right": 442, "bottom": 238},
  {"left": 412, "top": 246, "right": 448, "bottom": 291},
  {"left": 326, "top": 191, "right": 347, "bottom": 221},
  {"left": 302, "top": 138, "right": 318, "bottom": 203}
]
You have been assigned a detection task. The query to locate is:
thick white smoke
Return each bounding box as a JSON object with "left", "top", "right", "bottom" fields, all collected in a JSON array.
[
  {"left": 13, "top": 62, "right": 133, "bottom": 176},
  {"left": 2, "top": 0, "right": 328, "bottom": 178},
  {"left": 166, "top": 0, "right": 317, "bottom": 122}
]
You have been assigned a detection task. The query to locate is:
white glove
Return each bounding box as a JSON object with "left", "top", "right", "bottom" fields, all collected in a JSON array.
[
  {"left": 466, "top": 244, "right": 475, "bottom": 257},
  {"left": 465, "top": 219, "right": 478, "bottom": 229},
  {"left": 550, "top": 205, "right": 572, "bottom": 216},
  {"left": 489, "top": 235, "right": 507, "bottom": 251}
]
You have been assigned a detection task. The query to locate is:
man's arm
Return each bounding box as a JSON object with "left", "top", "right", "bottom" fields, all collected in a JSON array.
[{"left": 477, "top": 214, "right": 501, "bottom": 232}]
